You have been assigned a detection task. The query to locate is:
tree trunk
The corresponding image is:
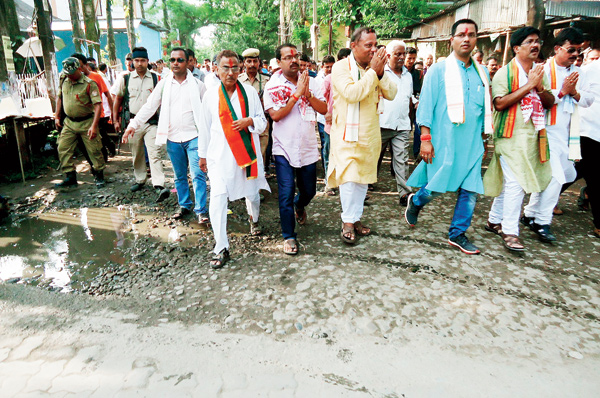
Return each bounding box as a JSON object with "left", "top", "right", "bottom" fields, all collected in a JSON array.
[
  {"left": 126, "top": 0, "right": 137, "bottom": 49},
  {"left": 68, "top": 0, "right": 85, "bottom": 53},
  {"left": 328, "top": 4, "right": 333, "bottom": 56},
  {"left": 527, "top": 0, "right": 545, "bottom": 31},
  {"left": 161, "top": 0, "right": 170, "bottom": 30},
  {"left": 106, "top": 0, "right": 117, "bottom": 66},
  {"left": 33, "top": 0, "right": 58, "bottom": 111},
  {"left": 0, "top": 25, "right": 8, "bottom": 82},
  {"left": 312, "top": 0, "right": 318, "bottom": 62},
  {"left": 279, "top": 0, "right": 285, "bottom": 45},
  {"left": 0, "top": 0, "right": 24, "bottom": 73},
  {"left": 81, "top": 0, "right": 100, "bottom": 58},
  {"left": 138, "top": 0, "right": 146, "bottom": 19}
]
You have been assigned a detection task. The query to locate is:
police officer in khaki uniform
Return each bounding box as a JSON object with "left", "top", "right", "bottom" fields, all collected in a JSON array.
[
  {"left": 54, "top": 57, "right": 105, "bottom": 188},
  {"left": 238, "top": 48, "right": 271, "bottom": 171},
  {"left": 114, "top": 47, "right": 170, "bottom": 202}
]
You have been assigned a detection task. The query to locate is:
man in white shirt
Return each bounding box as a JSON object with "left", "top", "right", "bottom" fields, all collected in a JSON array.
[
  {"left": 315, "top": 55, "right": 335, "bottom": 184},
  {"left": 579, "top": 57, "right": 600, "bottom": 238},
  {"left": 124, "top": 47, "right": 209, "bottom": 222},
  {"left": 198, "top": 50, "right": 270, "bottom": 268},
  {"left": 521, "top": 28, "right": 593, "bottom": 243},
  {"left": 379, "top": 40, "right": 413, "bottom": 207},
  {"left": 263, "top": 43, "right": 327, "bottom": 255}
]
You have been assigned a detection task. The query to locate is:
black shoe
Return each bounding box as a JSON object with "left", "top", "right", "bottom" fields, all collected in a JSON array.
[
  {"left": 530, "top": 222, "right": 557, "bottom": 243},
  {"left": 399, "top": 193, "right": 409, "bottom": 207},
  {"left": 448, "top": 233, "right": 481, "bottom": 255},
  {"left": 404, "top": 193, "right": 422, "bottom": 227},
  {"left": 520, "top": 215, "right": 535, "bottom": 230},
  {"left": 95, "top": 171, "right": 106, "bottom": 188},
  {"left": 172, "top": 207, "right": 192, "bottom": 220},
  {"left": 55, "top": 171, "right": 77, "bottom": 188},
  {"left": 131, "top": 183, "right": 145, "bottom": 192},
  {"left": 155, "top": 186, "right": 170, "bottom": 203}
]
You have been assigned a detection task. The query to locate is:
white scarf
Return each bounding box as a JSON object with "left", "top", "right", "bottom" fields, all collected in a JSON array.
[
  {"left": 344, "top": 52, "right": 361, "bottom": 142},
  {"left": 444, "top": 52, "right": 493, "bottom": 135},
  {"left": 568, "top": 77, "right": 581, "bottom": 160},
  {"left": 155, "top": 69, "right": 204, "bottom": 145},
  {"left": 514, "top": 59, "right": 546, "bottom": 131}
]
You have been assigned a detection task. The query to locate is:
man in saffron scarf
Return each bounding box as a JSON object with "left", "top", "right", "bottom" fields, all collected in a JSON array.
[
  {"left": 198, "top": 50, "right": 269, "bottom": 269},
  {"left": 483, "top": 26, "right": 555, "bottom": 251},
  {"left": 327, "top": 27, "right": 397, "bottom": 245},
  {"left": 521, "top": 27, "right": 593, "bottom": 242},
  {"left": 404, "top": 19, "right": 491, "bottom": 255}
]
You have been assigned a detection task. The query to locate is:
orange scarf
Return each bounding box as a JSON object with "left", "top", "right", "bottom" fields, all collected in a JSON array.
[
  {"left": 548, "top": 58, "right": 558, "bottom": 126},
  {"left": 218, "top": 82, "right": 258, "bottom": 179}
]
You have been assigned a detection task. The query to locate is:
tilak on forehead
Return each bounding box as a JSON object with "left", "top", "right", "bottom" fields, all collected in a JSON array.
[
  {"left": 290, "top": 48, "right": 297, "bottom": 57},
  {"left": 229, "top": 58, "right": 234, "bottom": 67}
]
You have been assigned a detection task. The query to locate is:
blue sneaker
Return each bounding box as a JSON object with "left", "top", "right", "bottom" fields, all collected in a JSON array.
[
  {"left": 448, "top": 233, "right": 480, "bottom": 255},
  {"left": 404, "top": 193, "right": 422, "bottom": 227}
]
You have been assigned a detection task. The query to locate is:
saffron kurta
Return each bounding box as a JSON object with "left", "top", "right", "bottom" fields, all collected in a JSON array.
[
  {"left": 326, "top": 59, "right": 397, "bottom": 187},
  {"left": 406, "top": 60, "right": 487, "bottom": 194},
  {"left": 483, "top": 63, "right": 552, "bottom": 197},
  {"left": 198, "top": 84, "right": 270, "bottom": 200}
]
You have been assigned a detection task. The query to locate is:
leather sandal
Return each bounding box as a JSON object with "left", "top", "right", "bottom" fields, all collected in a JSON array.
[
  {"left": 249, "top": 217, "right": 262, "bottom": 236},
  {"left": 295, "top": 208, "right": 307, "bottom": 225},
  {"left": 485, "top": 221, "right": 502, "bottom": 235},
  {"left": 209, "top": 248, "right": 230, "bottom": 269},
  {"left": 283, "top": 239, "right": 298, "bottom": 255},
  {"left": 353, "top": 221, "right": 371, "bottom": 236},
  {"left": 341, "top": 223, "right": 356, "bottom": 245},
  {"left": 501, "top": 233, "right": 525, "bottom": 252}
]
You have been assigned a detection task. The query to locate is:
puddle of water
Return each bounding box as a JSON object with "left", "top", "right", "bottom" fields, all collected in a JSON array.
[{"left": 0, "top": 207, "right": 132, "bottom": 292}]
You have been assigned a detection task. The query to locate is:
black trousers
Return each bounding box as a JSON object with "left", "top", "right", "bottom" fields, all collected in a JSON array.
[{"left": 581, "top": 136, "right": 600, "bottom": 229}]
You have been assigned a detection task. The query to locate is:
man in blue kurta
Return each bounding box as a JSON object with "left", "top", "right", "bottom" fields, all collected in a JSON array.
[{"left": 404, "top": 19, "right": 492, "bottom": 255}]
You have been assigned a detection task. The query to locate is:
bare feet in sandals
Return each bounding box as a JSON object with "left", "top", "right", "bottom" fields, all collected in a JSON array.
[
  {"left": 283, "top": 238, "right": 298, "bottom": 255},
  {"left": 209, "top": 248, "right": 230, "bottom": 269},
  {"left": 353, "top": 221, "right": 371, "bottom": 236},
  {"left": 341, "top": 222, "right": 356, "bottom": 245}
]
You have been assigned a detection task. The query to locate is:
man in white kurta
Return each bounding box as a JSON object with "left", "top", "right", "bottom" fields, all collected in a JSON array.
[
  {"left": 198, "top": 50, "right": 270, "bottom": 268},
  {"left": 522, "top": 28, "right": 593, "bottom": 242}
]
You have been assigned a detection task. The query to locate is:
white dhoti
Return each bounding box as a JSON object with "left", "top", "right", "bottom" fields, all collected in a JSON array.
[
  {"left": 488, "top": 156, "right": 526, "bottom": 236},
  {"left": 210, "top": 192, "right": 260, "bottom": 254},
  {"left": 339, "top": 182, "right": 368, "bottom": 223}
]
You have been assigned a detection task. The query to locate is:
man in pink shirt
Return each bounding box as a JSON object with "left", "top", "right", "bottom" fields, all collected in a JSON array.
[{"left": 264, "top": 43, "right": 327, "bottom": 255}]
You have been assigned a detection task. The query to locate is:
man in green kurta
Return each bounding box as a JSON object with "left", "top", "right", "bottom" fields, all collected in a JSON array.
[
  {"left": 54, "top": 57, "right": 105, "bottom": 188},
  {"left": 483, "top": 26, "right": 554, "bottom": 251}
]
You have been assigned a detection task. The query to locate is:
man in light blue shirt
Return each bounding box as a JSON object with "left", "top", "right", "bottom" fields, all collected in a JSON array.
[{"left": 405, "top": 18, "right": 489, "bottom": 255}]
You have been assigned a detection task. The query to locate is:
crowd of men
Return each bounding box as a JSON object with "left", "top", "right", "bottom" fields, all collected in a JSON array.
[{"left": 54, "top": 20, "right": 599, "bottom": 268}]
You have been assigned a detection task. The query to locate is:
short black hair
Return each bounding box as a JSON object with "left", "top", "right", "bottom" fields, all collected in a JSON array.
[
  {"left": 275, "top": 43, "right": 297, "bottom": 60},
  {"left": 510, "top": 26, "right": 541, "bottom": 52},
  {"left": 555, "top": 27, "right": 584, "bottom": 47},
  {"left": 337, "top": 48, "right": 351, "bottom": 60},
  {"left": 70, "top": 53, "right": 87, "bottom": 65},
  {"left": 351, "top": 27, "right": 376, "bottom": 43},
  {"left": 486, "top": 55, "right": 499, "bottom": 63},
  {"left": 216, "top": 50, "right": 240, "bottom": 65},
  {"left": 322, "top": 55, "right": 335, "bottom": 64},
  {"left": 171, "top": 47, "right": 189, "bottom": 60},
  {"left": 185, "top": 48, "right": 196, "bottom": 59},
  {"left": 474, "top": 49, "right": 484, "bottom": 56},
  {"left": 299, "top": 53, "right": 310, "bottom": 62},
  {"left": 86, "top": 56, "right": 96, "bottom": 63},
  {"left": 156, "top": 59, "right": 164, "bottom": 64},
  {"left": 204, "top": 58, "right": 211, "bottom": 62},
  {"left": 451, "top": 19, "right": 479, "bottom": 36},
  {"left": 98, "top": 63, "right": 107, "bottom": 72},
  {"left": 406, "top": 47, "right": 418, "bottom": 55}
]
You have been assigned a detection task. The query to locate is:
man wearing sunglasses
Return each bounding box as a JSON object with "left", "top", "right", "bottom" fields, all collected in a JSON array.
[
  {"left": 124, "top": 47, "right": 209, "bottom": 223},
  {"left": 521, "top": 28, "right": 593, "bottom": 244}
]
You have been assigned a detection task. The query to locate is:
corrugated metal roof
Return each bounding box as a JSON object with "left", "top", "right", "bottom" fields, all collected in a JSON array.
[{"left": 546, "top": 1, "right": 600, "bottom": 17}]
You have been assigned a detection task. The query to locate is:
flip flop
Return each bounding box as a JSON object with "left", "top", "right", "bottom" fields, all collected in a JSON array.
[{"left": 283, "top": 238, "right": 298, "bottom": 255}]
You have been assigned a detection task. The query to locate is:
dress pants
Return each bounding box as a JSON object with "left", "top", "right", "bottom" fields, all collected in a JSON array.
[
  {"left": 130, "top": 123, "right": 165, "bottom": 187},
  {"left": 210, "top": 191, "right": 260, "bottom": 254},
  {"left": 581, "top": 136, "right": 600, "bottom": 229},
  {"left": 488, "top": 156, "right": 526, "bottom": 236},
  {"left": 340, "top": 182, "right": 369, "bottom": 223},
  {"left": 379, "top": 128, "right": 411, "bottom": 196},
  {"left": 274, "top": 155, "right": 316, "bottom": 240}
]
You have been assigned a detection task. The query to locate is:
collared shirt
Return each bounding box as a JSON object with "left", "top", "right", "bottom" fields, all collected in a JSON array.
[
  {"left": 407, "top": 66, "right": 422, "bottom": 95},
  {"left": 59, "top": 74, "right": 102, "bottom": 118},
  {"left": 380, "top": 65, "right": 413, "bottom": 131},
  {"left": 580, "top": 59, "right": 600, "bottom": 142},
  {"left": 238, "top": 72, "right": 269, "bottom": 93},
  {"left": 204, "top": 72, "right": 221, "bottom": 91},
  {"left": 263, "top": 71, "right": 324, "bottom": 168},
  {"left": 191, "top": 67, "right": 205, "bottom": 82},
  {"left": 113, "top": 69, "right": 157, "bottom": 114}
]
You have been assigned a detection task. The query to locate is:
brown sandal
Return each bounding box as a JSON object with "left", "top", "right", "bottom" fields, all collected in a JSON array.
[
  {"left": 341, "top": 223, "right": 356, "bottom": 245},
  {"left": 353, "top": 221, "right": 371, "bottom": 236},
  {"left": 295, "top": 208, "right": 307, "bottom": 225},
  {"left": 501, "top": 233, "right": 525, "bottom": 252}
]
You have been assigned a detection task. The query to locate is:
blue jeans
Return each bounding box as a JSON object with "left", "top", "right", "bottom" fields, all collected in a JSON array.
[
  {"left": 274, "top": 155, "right": 317, "bottom": 240},
  {"left": 412, "top": 122, "right": 421, "bottom": 159},
  {"left": 317, "top": 122, "right": 330, "bottom": 176},
  {"left": 413, "top": 186, "right": 477, "bottom": 239},
  {"left": 166, "top": 138, "right": 207, "bottom": 215}
]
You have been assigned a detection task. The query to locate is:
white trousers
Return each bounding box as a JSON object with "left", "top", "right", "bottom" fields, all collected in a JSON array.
[
  {"left": 210, "top": 191, "right": 260, "bottom": 254},
  {"left": 523, "top": 177, "right": 561, "bottom": 225},
  {"left": 339, "top": 182, "right": 368, "bottom": 223},
  {"left": 488, "top": 156, "right": 525, "bottom": 236}
]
